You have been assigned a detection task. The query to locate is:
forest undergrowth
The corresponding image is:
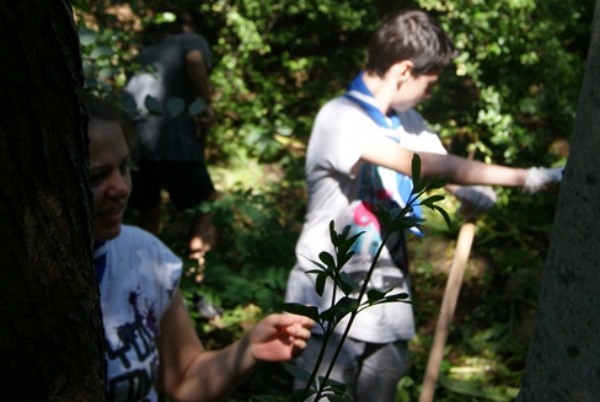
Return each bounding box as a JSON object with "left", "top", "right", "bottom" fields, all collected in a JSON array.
[{"left": 136, "top": 162, "right": 552, "bottom": 402}]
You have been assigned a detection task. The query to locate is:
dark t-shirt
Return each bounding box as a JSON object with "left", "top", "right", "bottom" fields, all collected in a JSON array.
[{"left": 124, "top": 33, "right": 212, "bottom": 161}]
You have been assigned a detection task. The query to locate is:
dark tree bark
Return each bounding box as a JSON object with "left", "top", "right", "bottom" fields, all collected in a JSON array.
[
  {"left": 0, "top": 2, "right": 105, "bottom": 401},
  {"left": 517, "top": 2, "right": 600, "bottom": 401}
]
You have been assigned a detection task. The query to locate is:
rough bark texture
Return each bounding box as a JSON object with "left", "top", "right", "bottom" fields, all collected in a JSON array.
[
  {"left": 0, "top": 1, "right": 105, "bottom": 401},
  {"left": 517, "top": 2, "right": 600, "bottom": 401}
]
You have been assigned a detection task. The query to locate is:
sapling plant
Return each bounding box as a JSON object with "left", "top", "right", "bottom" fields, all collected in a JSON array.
[{"left": 282, "top": 155, "right": 451, "bottom": 402}]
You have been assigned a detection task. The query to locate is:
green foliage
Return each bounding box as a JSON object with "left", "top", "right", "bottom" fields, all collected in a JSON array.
[
  {"left": 187, "top": 187, "right": 301, "bottom": 312},
  {"left": 72, "top": 1, "right": 590, "bottom": 400}
]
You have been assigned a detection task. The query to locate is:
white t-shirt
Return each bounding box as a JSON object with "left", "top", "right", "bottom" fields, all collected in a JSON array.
[
  {"left": 285, "top": 96, "right": 446, "bottom": 343},
  {"left": 95, "top": 225, "right": 182, "bottom": 402}
]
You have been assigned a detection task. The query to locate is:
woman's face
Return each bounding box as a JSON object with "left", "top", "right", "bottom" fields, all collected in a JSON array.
[{"left": 88, "top": 118, "right": 132, "bottom": 241}]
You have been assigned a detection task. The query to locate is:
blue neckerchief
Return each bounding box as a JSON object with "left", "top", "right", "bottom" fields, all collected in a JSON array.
[{"left": 344, "top": 72, "right": 423, "bottom": 236}]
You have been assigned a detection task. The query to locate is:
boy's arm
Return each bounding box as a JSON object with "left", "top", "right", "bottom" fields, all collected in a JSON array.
[{"left": 359, "top": 137, "right": 561, "bottom": 192}]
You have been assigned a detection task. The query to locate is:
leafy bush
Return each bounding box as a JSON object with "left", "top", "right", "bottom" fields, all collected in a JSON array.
[{"left": 73, "top": 0, "right": 591, "bottom": 400}]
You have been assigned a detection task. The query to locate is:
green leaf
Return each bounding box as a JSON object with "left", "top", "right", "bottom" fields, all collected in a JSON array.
[
  {"left": 154, "top": 11, "right": 177, "bottom": 23},
  {"left": 385, "top": 292, "right": 409, "bottom": 301},
  {"left": 429, "top": 177, "right": 447, "bottom": 190},
  {"left": 433, "top": 205, "right": 453, "bottom": 228},
  {"left": 166, "top": 97, "right": 185, "bottom": 117},
  {"left": 421, "top": 194, "right": 446, "bottom": 206},
  {"left": 284, "top": 363, "right": 312, "bottom": 383},
  {"left": 374, "top": 205, "right": 393, "bottom": 232},
  {"left": 319, "top": 251, "right": 336, "bottom": 270},
  {"left": 306, "top": 257, "right": 327, "bottom": 271},
  {"left": 383, "top": 212, "right": 422, "bottom": 233},
  {"left": 338, "top": 232, "right": 363, "bottom": 256},
  {"left": 367, "top": 288, "right": 386, "bottom": 303},
  {"left": 144, "top": 95, "right": 162, "bottom": 115},
  {"left": 329, "top": 220, "right": 338, "bottom": 247},
  {"left": 316, "top": 272, "right": 326, "bottom": 296},
  {"left": 320, "top": 376, "right": 348, "bottom": 393},
  {"left": 78, "top": 29, "right": 97, "bottom": 46},
  {"left": 411, "top": 153, "right": 422, "bottom": 189},
  {"left": 339, "top": 225, "right": 352, "bottom": 241},
  {"left": 320, "top": 297, "right": 359, "bottom": 322},
  {"left": 336, "top": 249, "right": 355, "bottom": 269},
  {"left": 281, "top": 303, "right": 320, "bottom": 322},
  {"left": 336, "top": 272, "right": 359, "bottom": 295},
  {"left": 89, "top": 46, "right": 113, "bottom": 59},
  {"left": 98, "top": 67, "right": 118, "bottom": 80},
  {"left": 188, "top": 98, "right": 207, "bottom": 117}
]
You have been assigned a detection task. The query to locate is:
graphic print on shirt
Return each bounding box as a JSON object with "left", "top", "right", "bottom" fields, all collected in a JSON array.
[
  {"left": 105, "top": 288, "right": 160, "bottom": 402},
  {"left": 346, "top": 164, "right": 407, "bottom": 294},
  {"left": 349, "top": 164, "right": 394, "bottom": 256}
]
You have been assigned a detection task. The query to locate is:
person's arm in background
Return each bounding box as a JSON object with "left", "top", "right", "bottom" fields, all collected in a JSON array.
[
  {"left": 395, "top": 118, "right": 499, "bottom": 221},
  {"left": 445, "top": 183, "right": 497, "bottom": 221},
  {"left": 186, "top": 49, "right": 214, "bottom": 129},
  {"left": 359, "top": 135, "right": 562, "bottom": 192},
  {"left": 186, "top": 49, "right": 211, "bottom": 101}
]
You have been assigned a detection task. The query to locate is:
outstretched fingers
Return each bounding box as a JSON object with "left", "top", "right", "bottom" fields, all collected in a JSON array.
[{"left": 249, "top": 314, "right": 314, "bottom": 362}]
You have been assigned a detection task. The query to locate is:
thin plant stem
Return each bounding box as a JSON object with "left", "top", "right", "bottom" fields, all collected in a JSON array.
[
  {"left": 313, "top": 232, "right": 391, "bottom": 400},
  {"left": 300, "top": 255, "right": 343, "bottom": 400}
]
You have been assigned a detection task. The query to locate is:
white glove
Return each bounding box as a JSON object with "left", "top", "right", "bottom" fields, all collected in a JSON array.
[
  {"left": 524, "top": 167, "right": 563, "bottom": 193},
  {"left": 453, "top": 185, "right": 497, "bottom": 221}
]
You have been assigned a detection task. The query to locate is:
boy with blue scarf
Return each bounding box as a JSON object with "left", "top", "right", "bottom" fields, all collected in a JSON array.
[{"left": 285, "top": 9, "right": 562, "bottom": 402}]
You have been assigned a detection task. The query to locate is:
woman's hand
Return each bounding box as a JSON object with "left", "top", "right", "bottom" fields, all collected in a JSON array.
[{"left": 247, "top": 313, "right": 314, "bottom": 362}]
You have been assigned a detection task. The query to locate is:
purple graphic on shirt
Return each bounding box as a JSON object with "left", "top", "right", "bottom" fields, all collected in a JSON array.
[{"left": 105, "top": 289, "right": 160, "bottom": 401}]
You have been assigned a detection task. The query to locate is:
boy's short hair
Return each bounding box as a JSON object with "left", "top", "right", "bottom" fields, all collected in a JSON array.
[{"left": 366, "top": 10, "right": 457, "bottom": 77}]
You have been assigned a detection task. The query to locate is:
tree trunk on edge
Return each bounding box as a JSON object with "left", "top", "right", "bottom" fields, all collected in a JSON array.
[
  {"left": 0, "top": 2, "right": 105, "bottom": 401},
  {"left": 517, "top": 1, "right": 600, "bottom": 401}
]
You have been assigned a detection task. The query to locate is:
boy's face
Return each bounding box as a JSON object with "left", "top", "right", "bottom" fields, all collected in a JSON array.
[{"left": 391, "top": 73, "right": 439, "bottom": 112}]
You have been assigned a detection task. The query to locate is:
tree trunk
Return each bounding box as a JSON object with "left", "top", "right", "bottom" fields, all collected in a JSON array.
[
  {"left": 517, "top": 2, "right": 600, "bottom": 401},
  {"left": 0, "top": 2, "right": 105, "bottom": 401}
]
